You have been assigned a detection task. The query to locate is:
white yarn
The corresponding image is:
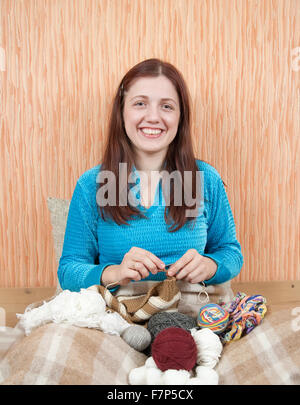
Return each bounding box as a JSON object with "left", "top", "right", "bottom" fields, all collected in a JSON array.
[
  {"left": 128, "top": 356, "right": 219, "bottom": 385},
  {"left": 145, "top": 356, "right": 157, "bottom": 368},
  {"left": 194, "top": 366, "right": 219, "bottom": 385},
  {"left": 17, "top": 289, "right": 130, "bottom": 336},
  {"left": 185, "top": 367, "right": 219, "bottom": 385},
  {"left": 190, "top": 328, "right": 223, "bottom": 368},
  {"left": 163, "top": 369, "right": 191, "bottom": 385},
  {"left": 128, "top": 366, "right": 147, "bottom": 385},
  {"left": 98, "top": 311, "right": 130, "bottom": 335},
  {"left": 145, "top": 367, "right": 163, "bottom": 385}
]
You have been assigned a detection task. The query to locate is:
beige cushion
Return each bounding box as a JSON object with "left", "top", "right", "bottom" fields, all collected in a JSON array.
[{"left": 47, "top": 197, "right": 70, "bottom": 293}]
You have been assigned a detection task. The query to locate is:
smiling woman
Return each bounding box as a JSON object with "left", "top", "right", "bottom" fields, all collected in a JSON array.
[
  {"left": 57, "top": 58, "right": 243, "bottom": 292},
  {"left": 98, "top": 58, "right": 199, "bottom": 230},
  {"left": 123, "top": 75, "right": 180, "bottom": 158}
]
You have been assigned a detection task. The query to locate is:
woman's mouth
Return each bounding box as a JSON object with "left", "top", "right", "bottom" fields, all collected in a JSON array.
[{"left": 139, "top": 128, "right": 165, "bottom": 138}]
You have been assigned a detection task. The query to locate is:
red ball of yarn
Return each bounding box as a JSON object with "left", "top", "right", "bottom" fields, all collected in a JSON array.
[{"left": 151, "top": 327, "right": 197, "bottom": 371}]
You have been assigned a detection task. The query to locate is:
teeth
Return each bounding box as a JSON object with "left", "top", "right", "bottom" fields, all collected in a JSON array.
[{"left": 141, "top": 128, "right": 162, "bottom": 135}]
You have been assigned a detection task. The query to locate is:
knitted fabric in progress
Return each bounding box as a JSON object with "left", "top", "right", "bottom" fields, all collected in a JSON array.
[{"left": 96, "top": 276, "right": 181, "bottom": 324}]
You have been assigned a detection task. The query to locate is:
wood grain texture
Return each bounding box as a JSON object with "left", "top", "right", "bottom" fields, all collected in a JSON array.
[{"left": 0, "top": 0, "right": 299, "bottom": 287}]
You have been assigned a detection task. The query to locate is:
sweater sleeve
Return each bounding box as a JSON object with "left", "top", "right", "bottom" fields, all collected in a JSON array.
[
  {"left": 203, "top": 174, "right": 244, "bottom": 285},
  {"left": 57, "top": 178, "right": 110, "bottom": 292}
]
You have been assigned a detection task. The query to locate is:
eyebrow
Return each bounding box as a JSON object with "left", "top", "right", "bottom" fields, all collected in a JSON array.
[{"left": 130, "top": 95, "right": 178, "bottom": 105}]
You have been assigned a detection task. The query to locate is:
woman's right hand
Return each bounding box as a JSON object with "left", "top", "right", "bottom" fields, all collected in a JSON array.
[{"left": 101, "top": 247, "right": 165, "bottom": 287}]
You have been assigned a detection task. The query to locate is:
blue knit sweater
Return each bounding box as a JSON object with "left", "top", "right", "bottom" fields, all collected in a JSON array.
[{"left": 58, "top": 160, "right": 243, "bottom": 292}]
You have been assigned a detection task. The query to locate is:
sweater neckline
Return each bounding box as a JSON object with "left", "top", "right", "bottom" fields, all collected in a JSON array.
[{"left": 132, "top": 165, "right": 162, "bottom": 216}]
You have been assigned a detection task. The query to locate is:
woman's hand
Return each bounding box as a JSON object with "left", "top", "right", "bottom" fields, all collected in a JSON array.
[
  {"left": 167, "top": 249, "right": 217, "bottom": 283},
  {"left": 101, "top": 247, "right": 165, "bottom": 286}
]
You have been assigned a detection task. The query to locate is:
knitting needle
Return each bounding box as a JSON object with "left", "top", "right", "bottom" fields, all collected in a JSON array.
[{"left": 160, "top": 263, "right": 176, "bottom": 275}]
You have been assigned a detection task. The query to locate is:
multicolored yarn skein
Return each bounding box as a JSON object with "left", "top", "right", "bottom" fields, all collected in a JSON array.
[
  {"left": 197, "top": 303, "right": 229, "bottom": 334},
  {"left": 219, "top": 292, "right": 267, "bottom": 344}
]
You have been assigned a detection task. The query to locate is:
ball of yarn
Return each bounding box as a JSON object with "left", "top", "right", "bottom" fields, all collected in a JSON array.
[
  {"left": 197, "top": 303, "right": 229, "bottom": 334},
  {"left": 163, "top": 369, "right": 191, "bottom": 385},
  {"left": 195, "top": 366, "right": 219, "bottom": 385},
  {"left": 151, "top": 327, "right": 198, "bottom": 371},
  {"left": 191, "top": 328, "right": 223, "bottom": 368},
  {"left": 128, "top": 366, "right": 147, "bottom": 385},
  {"left": 121, "top": 325, "right": 152, "bottom": 351},
  {"left": 147, "top": 311, "right": 197, "bottom": 341}
]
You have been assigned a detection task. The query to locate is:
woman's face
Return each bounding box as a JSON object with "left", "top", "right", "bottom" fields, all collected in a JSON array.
[{"left": 123, "top": 75, "right": 181, "bottom": 158}]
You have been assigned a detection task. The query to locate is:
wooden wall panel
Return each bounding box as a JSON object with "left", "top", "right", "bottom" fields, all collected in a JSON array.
[{"left": 0, "top": 0, "right": 299, "bottom": 287}]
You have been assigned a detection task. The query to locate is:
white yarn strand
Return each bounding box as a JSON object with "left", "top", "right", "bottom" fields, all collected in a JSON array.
[
  {"left": 16, "top": 289, "right": 130, "bottom": 336},
  {"left": 197, "top": 282, "right": 210, "bottom": 304}
]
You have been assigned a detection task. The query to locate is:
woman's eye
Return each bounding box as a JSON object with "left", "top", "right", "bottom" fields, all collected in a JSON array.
[
  {"left": 133, "top": 101, "right": 174, "bottom": 110},
  {"left": 162, "top": 104, "right": 174, "bottom": 110}
]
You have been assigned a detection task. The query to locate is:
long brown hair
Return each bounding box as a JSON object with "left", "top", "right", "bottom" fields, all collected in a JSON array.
[{"left": 98, "top": 58, "right": 202, "bottom": 232}]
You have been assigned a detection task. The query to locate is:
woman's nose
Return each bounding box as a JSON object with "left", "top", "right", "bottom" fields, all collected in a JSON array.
[{"left": 145, "top": 104, "right": 160, "bottom": 122}]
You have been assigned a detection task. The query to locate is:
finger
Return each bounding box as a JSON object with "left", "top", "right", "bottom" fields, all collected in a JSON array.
[
  {"left": 146, "top": 253, "right": 166, "bottom": 271},
  {"left": 133, "top": 262, "right": 150, "bottom": 279},
  {"left": 119, "top": 277, "right": 132, "bottom": 286},
  {"left": 174, "top": 261, "right": 197, "bottom": 280},
  {"left": 135, "top": 255, "right": 157, "bottom": 274},
  {"left": 142, "top": 256, "right": 163, "bottom": 274},
  {"left": 167, "top": 250, "right": 196, "bottom": 276},
  {"left": 189, "top": 275, "right": 204, "bottom": 284},
  {"left": 126, "top": 261, "right": 144, "bottom": 281},
  {"left": 130, "top": 254, "right": 158, "bottom": 275},
  {"left": 127, "top": 269, "right": 142, "bottom": 281},
  {"left": 132, "top": 247, "right": 165, "bottom": 271},
  {"left": 185, "top": 268, "right": 204, "bottom": 284}
]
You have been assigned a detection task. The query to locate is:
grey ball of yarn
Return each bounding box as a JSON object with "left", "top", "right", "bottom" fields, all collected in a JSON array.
[
  {"left": 121, "top": 325, "right": 152, "bottom": 352},
  {"left": 147, "top": 311, "right": 197, "bottom": 341}
]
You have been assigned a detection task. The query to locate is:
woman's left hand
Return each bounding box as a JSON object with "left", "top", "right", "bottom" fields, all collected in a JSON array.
[{"left": 167, "top": 249, "right": 217, "bottom": 283}]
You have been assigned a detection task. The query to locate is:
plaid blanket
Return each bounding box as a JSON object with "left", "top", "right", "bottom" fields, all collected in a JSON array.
[
  {"left": 0, "top": 283, "right": 299, "bottom": 385},
  {"left": 0, "top": 323, "right": 147, "bottom": 384},
  {"left": 216, "top": 306, "right": 300, "bottom": 385}
]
